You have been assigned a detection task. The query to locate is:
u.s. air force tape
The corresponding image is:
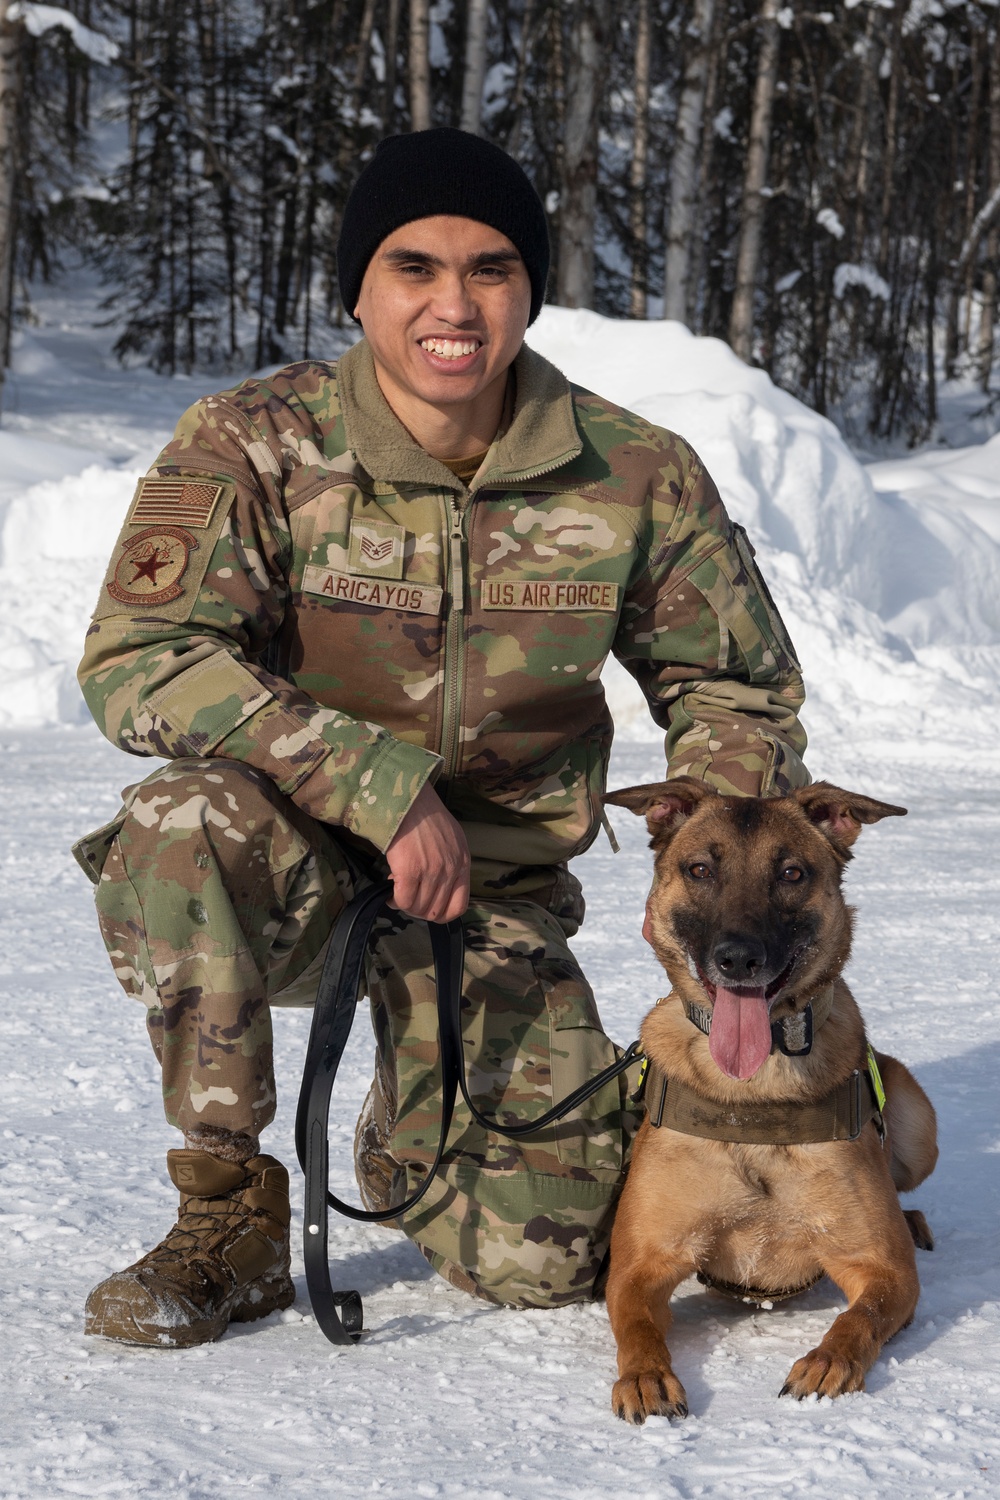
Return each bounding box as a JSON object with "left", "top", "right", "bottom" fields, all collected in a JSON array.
[{"left": 481, "top": 578, "right": 620, "bottom": 611}]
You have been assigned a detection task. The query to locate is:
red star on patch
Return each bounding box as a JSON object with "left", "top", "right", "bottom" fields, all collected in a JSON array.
[{"left": 131, "top": 547, "right": 168, "bottom": 584}]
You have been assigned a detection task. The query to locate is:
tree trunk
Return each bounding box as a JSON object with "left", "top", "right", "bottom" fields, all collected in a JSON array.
[
  {"left": 663, "top": 0, "right": 714, "bottom": 324},
  {"left": 961, "top": 39, "right": 986, "bottom": 355},
  {"left": 352, "top": 0, "right": 378, "bottom": 107},
  {"left": 459, "top": 0, "right": 489, "bottom": 134},
  {"left": 925, "top": 232, "right": 938, "bottom": 434},
  {"left": 948, "top": 28, "right": 985, "bottom": 375},
  {"left": 877, "top": 0, "right": 902, "bottom": 276},
  {"left": 557, "top": 0, "right": 606, "bottom": 309},
  {"left": 977, "top": 20, "right": 1000, "bottom": 391},
  {"left": 690, "top": 0, "right": 725, "bottom": 331},
  {"left": 0, "top": 0, "right": 21, "bottom": 397},
  {"left": 629, "top": 0, "right": 650, "bottom": 318},
  {"left": 847, "top": 5, "right": 878, "bottom": 254},
  {"left": 384, "top": 0, "right": 401, "bottom": 129},
  {"left": 728, "top": 0, "right": 781, "bottom": 362},
  {"left": 506, "top": 0, "right": 534, "bottom": 156},
  {"left": 409, "top": 0, "right": 431, "bottom": 131}
]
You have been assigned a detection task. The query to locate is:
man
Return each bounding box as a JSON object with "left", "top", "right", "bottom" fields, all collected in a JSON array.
[{"left": 75, "top": 128, "right": 808, "bottom": 1347}]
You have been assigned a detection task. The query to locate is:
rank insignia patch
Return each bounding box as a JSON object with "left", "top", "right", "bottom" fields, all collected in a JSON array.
[
  {"left": 107, "top": 526, "right": 196, "bottom": 606},
  {"left": 348, "top": 518, "right": 405, "bottom": 579}
]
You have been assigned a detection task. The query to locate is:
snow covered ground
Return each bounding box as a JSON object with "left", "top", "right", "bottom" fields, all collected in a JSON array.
[{"left": 2, "top": 287, "right": 1000, "bottom": 1498}]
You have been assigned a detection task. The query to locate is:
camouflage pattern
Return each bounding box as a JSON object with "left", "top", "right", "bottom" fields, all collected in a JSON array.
[
  {"left": 75, "top": 337, "right": 807, "bottom": 1308},
  {"left": 361, "top": 893, "right": 637, "bottom": 1306},
  {"left": 78, "top": 340, "right": 808, "bottom": 873},
  {"left": 77, "top": 759, "right": 355, "bottom": 1134},
  {"left": 76, "top": 758, "right": 635, "bottom": 1306}
]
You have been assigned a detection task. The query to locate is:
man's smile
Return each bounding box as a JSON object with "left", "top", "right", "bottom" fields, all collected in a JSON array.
[{"left": 417, "top": 337, "right": 484, "bottom": 360}]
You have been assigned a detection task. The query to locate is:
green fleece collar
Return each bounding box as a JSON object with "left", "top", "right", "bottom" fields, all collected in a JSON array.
[{"left": 337, "top": 339, "right": 583, "bottom": 492}]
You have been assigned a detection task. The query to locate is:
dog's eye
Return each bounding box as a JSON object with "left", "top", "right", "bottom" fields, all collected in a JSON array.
[
  {"left": 687, "top": 863, "right": 712, "bottom": 880},
  {"left": 780, "top": 865, "right": 805, "bottom": 883}
]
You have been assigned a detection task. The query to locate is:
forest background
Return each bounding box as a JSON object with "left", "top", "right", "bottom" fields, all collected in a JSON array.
[{"left": 1, "top": 0, "right": 999, "bottom": 448}]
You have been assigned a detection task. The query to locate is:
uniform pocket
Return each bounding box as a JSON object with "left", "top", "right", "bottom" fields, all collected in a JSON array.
[
  {"left": 463, "top": 900, "right": 624, "bottom": 1177},
  {"left": 71, "top": 811, "right": 128, "bottom": 884}
]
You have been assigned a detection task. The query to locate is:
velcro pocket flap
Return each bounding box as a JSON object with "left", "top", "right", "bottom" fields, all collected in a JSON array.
[{"left": 144, "top": 651, "right": 273, "bottom": 753}]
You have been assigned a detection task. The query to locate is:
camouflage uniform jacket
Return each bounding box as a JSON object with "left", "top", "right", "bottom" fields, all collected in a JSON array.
[{"left": 78, "top": 340, "right": 808, "bottom": 865}]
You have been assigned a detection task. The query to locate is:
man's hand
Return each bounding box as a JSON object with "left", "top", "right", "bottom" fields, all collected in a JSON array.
[{"left": 386, "top": 782, "right": 471, "bottom": 923}]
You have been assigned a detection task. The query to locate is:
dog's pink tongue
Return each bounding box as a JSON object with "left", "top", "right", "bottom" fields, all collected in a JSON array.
[{"left": 709, "top": 987, "right": 772, "bottom": 1079}]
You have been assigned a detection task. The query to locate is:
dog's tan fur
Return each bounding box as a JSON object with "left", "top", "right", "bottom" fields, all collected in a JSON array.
[{"left": 603, "top": 778, "right": 937, "bottom": 1422}]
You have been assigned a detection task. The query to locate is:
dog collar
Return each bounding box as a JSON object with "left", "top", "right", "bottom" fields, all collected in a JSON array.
[{"left": 682, "top": 983, "right": 836, "bottom": 1058}]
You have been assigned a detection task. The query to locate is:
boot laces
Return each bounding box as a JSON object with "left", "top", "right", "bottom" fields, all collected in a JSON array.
[{"left": 142, "top": 1195, "right": 250, "bottom": 1268}]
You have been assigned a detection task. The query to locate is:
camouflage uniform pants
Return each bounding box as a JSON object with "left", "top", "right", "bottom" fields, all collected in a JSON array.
[{"left": 75, "top": 758, "right": 634, "bottom": 1308}]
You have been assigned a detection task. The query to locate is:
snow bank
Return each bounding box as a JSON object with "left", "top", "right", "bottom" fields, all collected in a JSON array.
[
  {"left": 0, "top": 460, "right": 140, "bottom": 727},
  {"left": 3, "top": 307, "right": 999, "bottom": 766},
  {"left": 527, "top": 309, "right": 1000, "bottom": 759}
]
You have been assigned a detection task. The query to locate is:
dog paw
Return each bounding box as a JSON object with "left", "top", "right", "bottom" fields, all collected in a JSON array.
[
  {"left": 904, "top": 1209, "right": 934, "bottom": 1252},
  {"left": 780, "top": 1348, "right": 866, "bottom": 1400},
  {"left": 612, "top": 1371, "right": 689, "bottom": 1424}
]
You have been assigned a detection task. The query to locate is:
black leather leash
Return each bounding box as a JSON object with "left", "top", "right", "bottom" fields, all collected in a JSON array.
[{"left": 294, "top": 880, "right": 641, "bottom": 1347}]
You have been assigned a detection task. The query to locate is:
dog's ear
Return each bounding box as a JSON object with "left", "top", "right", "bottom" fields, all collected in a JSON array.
[
  {"left": 604, "top": 777, "right": 714, "bottom": 842},
  {"left": 792, "top": 782, "right": 907, "bottom": 849}
]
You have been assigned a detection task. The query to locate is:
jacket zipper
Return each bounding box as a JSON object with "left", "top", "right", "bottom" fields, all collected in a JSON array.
[
  {"left": 439, "top": 493, "right": 467, "bottom": 792},
  {"left": 437, "top": 448, "right": 580, "bottom": 795}
]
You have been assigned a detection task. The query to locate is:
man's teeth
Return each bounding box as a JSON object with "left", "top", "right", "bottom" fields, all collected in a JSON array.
[{"left": 420, "top": 338, "right": 480, "bottom": 358}]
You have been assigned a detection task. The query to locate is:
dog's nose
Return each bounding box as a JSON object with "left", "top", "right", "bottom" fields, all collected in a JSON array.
[{"left": 713, "top": 936, "right": 768, "bottom": 984}]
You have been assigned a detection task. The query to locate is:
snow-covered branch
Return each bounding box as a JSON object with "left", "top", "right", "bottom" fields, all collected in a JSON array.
[{"left": 7, "top": 1, "right": 118, "bottom": 64}]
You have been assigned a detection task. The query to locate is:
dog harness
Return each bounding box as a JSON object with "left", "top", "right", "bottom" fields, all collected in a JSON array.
[
  {"left": 639, "top": 1055, "right": 884, "bottom": 1144},
  {"left": 694, "top": 1268, "right": 825, "bottom": 1305},
  {"left": 635, "top": 985, "right": 886, "bottom": 1145},
  {"left": 632, "top": 991, "right": 888, "bottom": 1307}
]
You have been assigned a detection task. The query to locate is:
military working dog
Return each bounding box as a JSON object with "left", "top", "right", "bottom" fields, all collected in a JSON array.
[{"left": 602, "top": 778, "right": 937, "bottom": 1423}]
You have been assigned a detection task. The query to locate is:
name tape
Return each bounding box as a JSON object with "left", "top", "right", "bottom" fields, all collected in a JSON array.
[
  {"left": 481, "top": 578, "right": 620, "bottom": 612},
  {"left": 302, "top": 564, "right": 443, "bottom": 616}
]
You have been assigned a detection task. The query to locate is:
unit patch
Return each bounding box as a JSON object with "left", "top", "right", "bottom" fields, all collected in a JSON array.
[
  {"left": 303, "top": 564, "right": 442, "bottom": 616},
  {"left": 107, "top": 526, "right": 196, "bottom": 606},
  {"left": 126, "top": 477, "right": 226, "bottom": 530},
  {"left": 348, "top": 518, "right": 405, "bottom": 579},
  {"left": 482, "top": 578, "right": 621, "bottom": 612}
]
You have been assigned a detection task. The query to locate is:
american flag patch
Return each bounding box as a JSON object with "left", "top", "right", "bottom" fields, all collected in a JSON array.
[{"left": 127, "top": 477, "right": 227, "bottom": 529}]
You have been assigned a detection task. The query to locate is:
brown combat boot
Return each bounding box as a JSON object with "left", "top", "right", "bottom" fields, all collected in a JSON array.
[{"left": 85, "top": 1150, "right": 295, "bottom": 1346}]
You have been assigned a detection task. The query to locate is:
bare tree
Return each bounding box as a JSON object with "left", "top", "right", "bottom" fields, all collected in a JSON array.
[
  {"left": 409, "top": 0, "right": 431, "bottom": 131},
  {"left": 383, "top": 0, "right": 401, "bottom": 130},
  {"left": 877, "top": 0, "right": 902, "bottom": 277},
  {"left": 977, "top": 19, "right": 1000, "bottom": 390},
  {"left": 663, "top": 0, "right": 714, "bottom": 324},
  {"left": 505, "top": 0, "right": 534, "bottom": 156},
  {"left": 557, "top": 0, "right": 607, "bottom": 308},
  {"left": 728, "top": 0, "right": 781, "bottom": 363},
  {"left": 843, "top": 3, "right": 878, "bottom": 255},
  {"left": 460, "top": 0, "right": 490, "bottom": 134},
  {"left": 946, "top": 25, "right": 985, "bottom": 377},
  {"left": 0, "top": 0, "right": 21, "bottom": 397},
  {"left": 689, "top": 0, "right": 724, "bottom": 330},
  {"left": 629, "top": 0, "right": 650, "bottom": 318}
]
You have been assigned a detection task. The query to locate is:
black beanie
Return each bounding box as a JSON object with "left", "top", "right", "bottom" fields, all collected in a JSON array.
[{"left": 338, "top": 128, "right": 550, "bottom": 325}]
